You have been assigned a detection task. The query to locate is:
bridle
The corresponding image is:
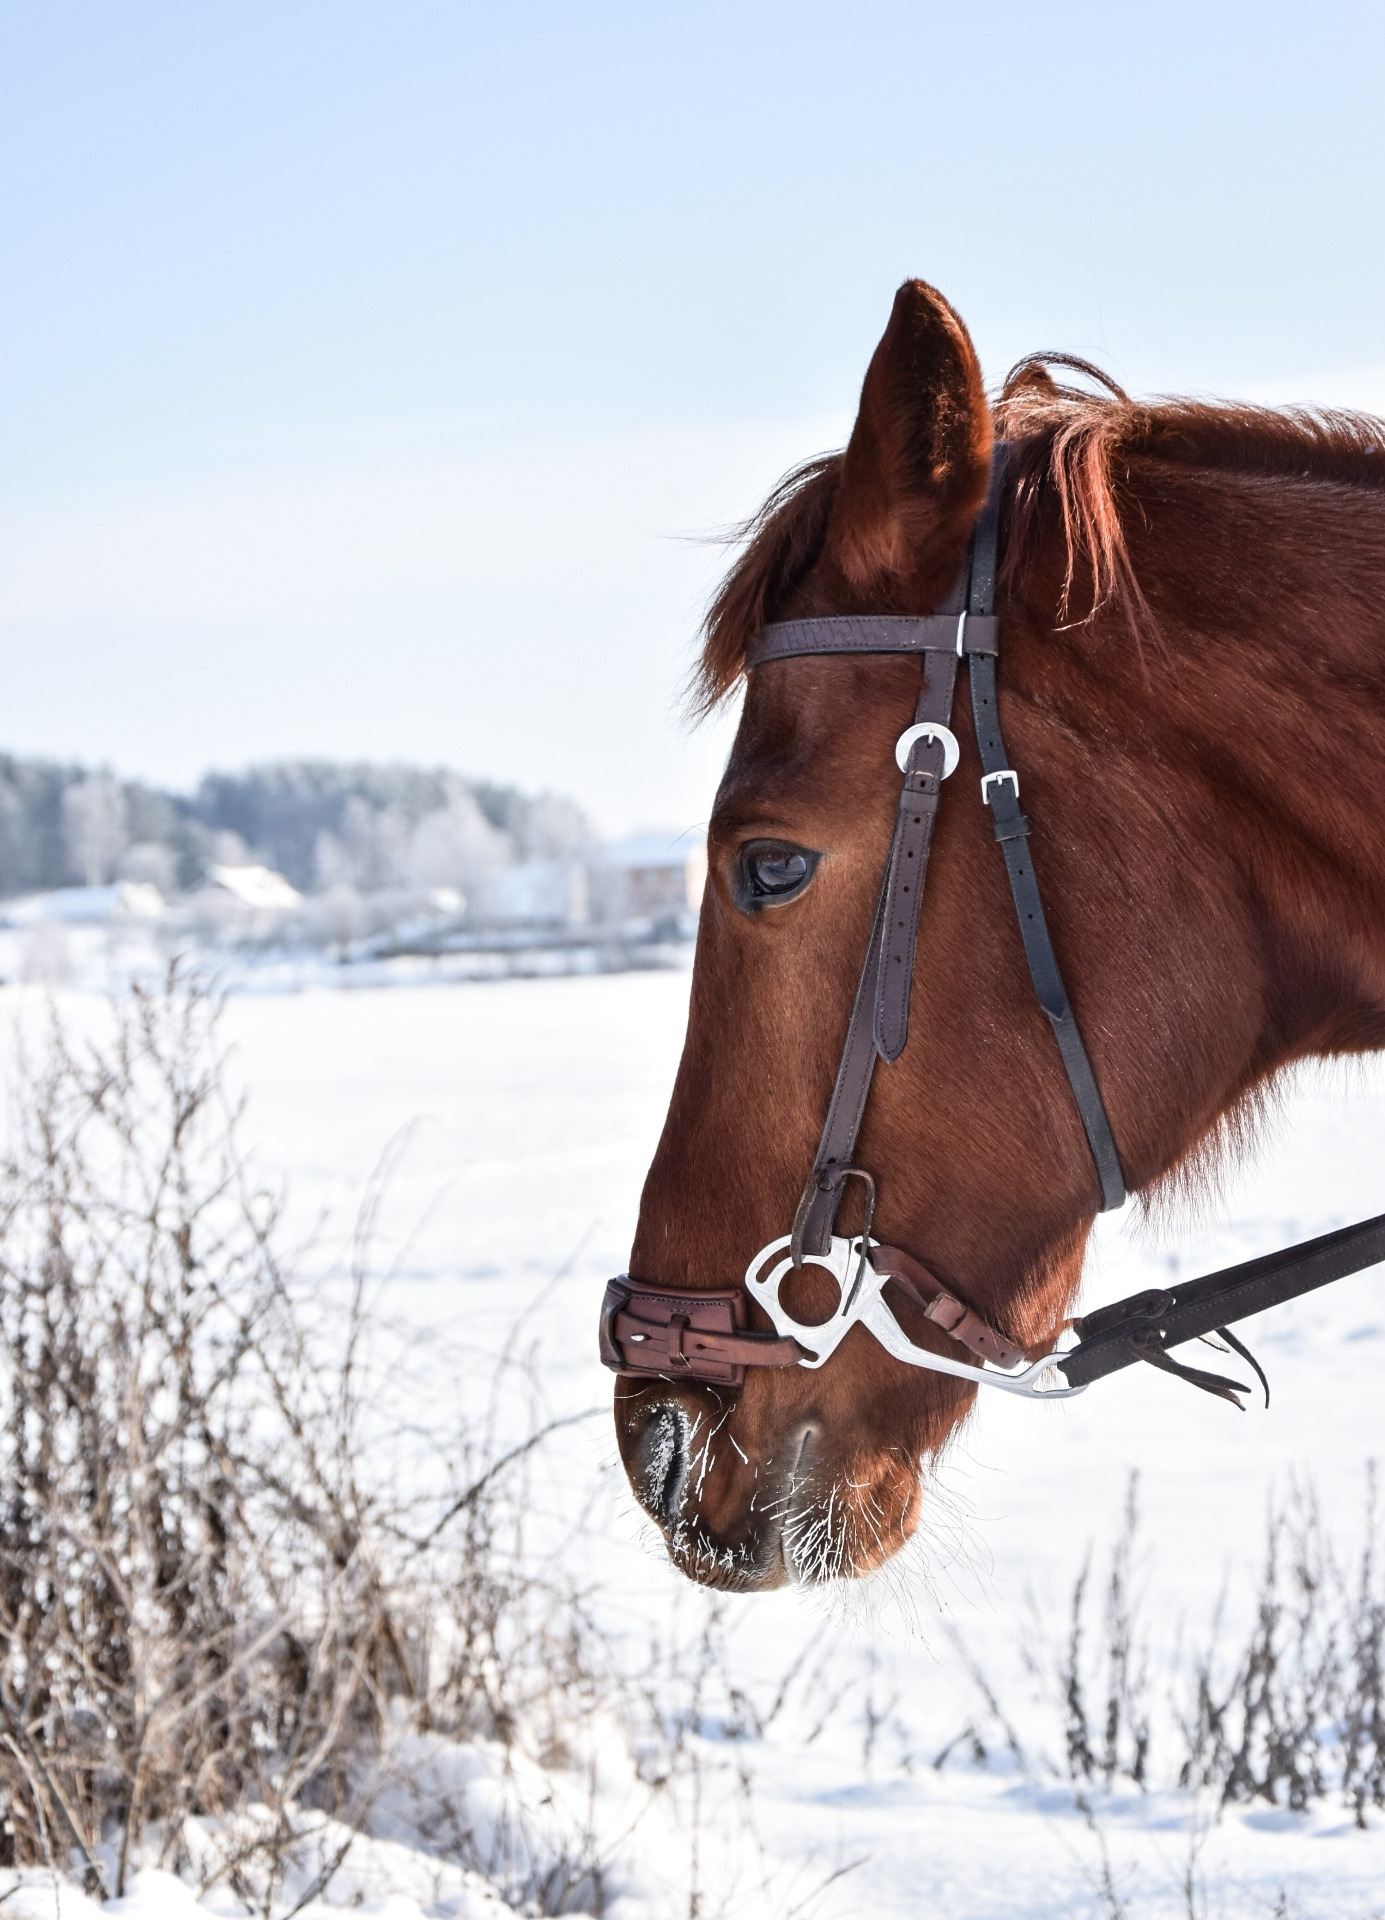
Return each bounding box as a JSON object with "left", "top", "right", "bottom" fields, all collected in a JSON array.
[{"left": 600, "top": 447, "right": 1385, "bottom": 1411}]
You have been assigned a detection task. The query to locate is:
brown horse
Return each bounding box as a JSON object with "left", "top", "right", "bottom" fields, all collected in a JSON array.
[{"left": 612, "top": 278, "right": 1385, "bottom": 1591}]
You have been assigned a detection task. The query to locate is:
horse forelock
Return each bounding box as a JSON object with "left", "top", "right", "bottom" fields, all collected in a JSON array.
[
  {"left": 692, "top": 372, "right": 1385, "bottom": 714},
  {"left": 692, "top": 451, "right": 845, "bottom": 717}
]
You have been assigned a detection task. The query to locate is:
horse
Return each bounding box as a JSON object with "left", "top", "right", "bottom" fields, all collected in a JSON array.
[{"left": 605, "top": 278, "right": 1385, "bottom": 1591}]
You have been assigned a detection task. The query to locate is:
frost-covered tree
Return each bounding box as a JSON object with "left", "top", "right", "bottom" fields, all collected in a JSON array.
[
  {"left": 522, "top": 794, "right": 596, "bottom": 859},
  {"left": 61, "top": 773, "right": 128, "bottom": 886},
  {"left": 407, "top": 785, "right": 512, "bottom": 890},
  {"left": 0, "top": 757, "right": 74, "bottom": 894},
  {"left": 118, "top": 840, "right": 179, "bottom": 896},
  {"left": 0, "top": 755, "right": 592, "bottom": 902},
  {"left": 472, "top": 782, "right": 596, "bottom": 862},
  {"left": 314, "top": 795, "right": 412, "bottom": 891}
]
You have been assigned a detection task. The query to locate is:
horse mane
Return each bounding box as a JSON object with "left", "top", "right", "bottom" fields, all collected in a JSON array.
[{"left": 693, "top": 359, "right": 1385, "bottom": 714}]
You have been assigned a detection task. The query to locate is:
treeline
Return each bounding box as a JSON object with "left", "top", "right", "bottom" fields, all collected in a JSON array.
[{"left": 0, "top": 755, "right": 594, "bottom": 900}]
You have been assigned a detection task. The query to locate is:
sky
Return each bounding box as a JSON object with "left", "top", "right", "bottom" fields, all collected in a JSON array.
[{"left": 3, "top": 1, "right": 1384, "bottom": 836}]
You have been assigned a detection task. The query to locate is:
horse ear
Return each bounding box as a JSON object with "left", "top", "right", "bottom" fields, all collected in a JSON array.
[{"left": 823, "top": 280, "right": 991, "bottom": 594}]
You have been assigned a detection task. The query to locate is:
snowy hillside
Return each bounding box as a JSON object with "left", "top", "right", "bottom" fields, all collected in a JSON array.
[{"left": 4, "top": 968, "right": 1385, "bottom": 1918}]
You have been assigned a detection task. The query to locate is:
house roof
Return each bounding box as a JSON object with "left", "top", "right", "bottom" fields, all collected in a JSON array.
[{"left": 204, "top": 864, "right": 302, "bottom": 909}]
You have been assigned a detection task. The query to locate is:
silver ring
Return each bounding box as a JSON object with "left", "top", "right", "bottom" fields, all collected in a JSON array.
[{"left": 895, "top": 722, "right": 959, "bottom": 777}]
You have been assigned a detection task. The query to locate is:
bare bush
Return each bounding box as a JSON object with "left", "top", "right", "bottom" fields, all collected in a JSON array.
[
  {"left": 0, "top": 970, "right": 605, "bottom": 1907},
  {"left": 1179, "top": 1472, "right": 1385, "bottom": 1821},
  {"left": 1057, "top": 1477, "right": 1152, "bottom": 1791},
  {"left": 946, "top": 1467, "right": 1385, "bottom": 1827}
]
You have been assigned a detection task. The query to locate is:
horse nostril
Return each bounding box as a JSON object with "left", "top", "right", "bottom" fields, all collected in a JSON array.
[{"left": 634, "top": 1405, "right": 687, "bottom": 1522}]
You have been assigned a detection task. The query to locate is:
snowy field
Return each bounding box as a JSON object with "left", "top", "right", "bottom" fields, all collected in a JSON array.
[{"left": 5, "top": 966, "right": 1385, "bottom": 1919}]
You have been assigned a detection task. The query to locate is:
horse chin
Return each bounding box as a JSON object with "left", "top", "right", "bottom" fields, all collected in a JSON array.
[
  {"left": 664, "top": 1517, "right": 793, "bottom": 1593},
  {"left": 658, "top": 1454, "right": 923, "bottom": 1591},
  {"left": 621, "top": 1394, "right": 925, "bottom": 1590}
]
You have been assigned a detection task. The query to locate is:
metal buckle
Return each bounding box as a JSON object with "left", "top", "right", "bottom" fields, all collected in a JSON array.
[
  {"left": 895, "top": 723, "right": 960, "bottom": 777},
  {"left": 980, "top": 769, "right": 1019, "bottom": 804}
]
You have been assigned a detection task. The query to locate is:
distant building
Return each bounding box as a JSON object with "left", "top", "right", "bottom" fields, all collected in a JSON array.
[
  {"left": 449, "top": 836, "right": 705, "bottom": 936},
  {"left": 470, "top": 858, "right": 588, "bottom": 925},
  {"left": 200, "top": 864, "right": 303, "bottom": 911},
  {"left": 0, "top": 881, "right": 166, "bottom": 927},
  {"left": 586, "top": 834, "right": 706, "bottom": 929}
]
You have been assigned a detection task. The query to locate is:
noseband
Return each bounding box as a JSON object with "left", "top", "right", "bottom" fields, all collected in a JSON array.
[{"left": 601, "top": 447, "right": 1385, "bottom": 1409}]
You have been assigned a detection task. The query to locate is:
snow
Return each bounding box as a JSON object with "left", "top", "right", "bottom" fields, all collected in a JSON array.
[
  {"left": 0, "top": 882, "right": 166, "bottom": 926},
  {"left": 6, "top": 966, "right": 1385, "bottom": 1917}
]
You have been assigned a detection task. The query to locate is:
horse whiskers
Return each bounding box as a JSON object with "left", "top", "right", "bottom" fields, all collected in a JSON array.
[
  {"left": 649, "top": 1408, "right": 955, "bottom": 1595},
  {"left": 665, "top": 1509, "right": 759, "bottom": 1588},
  {"left": 813, "top": 1454, "right": 985, "bottom": 1636},
  {"left": 779, "top": 1473, "right": 899, "bottom": 1587},
  {"left": 771, "top": 1451, "right": 980, "bottom": 1604}
]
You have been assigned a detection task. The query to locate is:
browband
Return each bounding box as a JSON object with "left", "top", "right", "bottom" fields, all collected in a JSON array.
[{"left": 745, "top": 613, "right": 999, "bottom": 667}]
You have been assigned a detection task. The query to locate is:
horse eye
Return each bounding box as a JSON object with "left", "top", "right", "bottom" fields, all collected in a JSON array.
[{"left": 736, "top": 841, "right": 819, "bottom": 910}]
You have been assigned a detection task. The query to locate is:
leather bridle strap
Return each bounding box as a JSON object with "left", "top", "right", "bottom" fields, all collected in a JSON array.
[
  {"left": 964, "top": 472, "right": 1127, "bottom": 1212},
  {"left": 600, "top": 1274, "right": 805, "bottom": 1387},
  {"left": 748, "top": 613, "right": 969, "bottom": 662},
  {"left": 871, "top": 1242, "right": 1026, "bottom": 1369},
  {"left": 748, "top": 446, "right": 1125, "bottom": 1269},
  {"left": 601, "top": 449, "right": 1384, "bottom": 1401},
  {"left": 749, "top": 587, "right": 969, "bottom": 1263}
]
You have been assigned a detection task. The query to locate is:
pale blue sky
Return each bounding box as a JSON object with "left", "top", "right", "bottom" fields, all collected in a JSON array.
[{"left": 3, "top": 2, "right": 1383, "bottom": 831}]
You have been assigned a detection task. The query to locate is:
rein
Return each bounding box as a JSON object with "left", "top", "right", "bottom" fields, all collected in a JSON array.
[{"left": 599, "top": 447, "right": 1385, "bottom": 1411}]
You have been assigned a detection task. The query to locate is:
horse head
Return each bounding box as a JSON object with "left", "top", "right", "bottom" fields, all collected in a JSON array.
[{"left": 608, "top": 278, "right": 1385, "bottom": 1589}]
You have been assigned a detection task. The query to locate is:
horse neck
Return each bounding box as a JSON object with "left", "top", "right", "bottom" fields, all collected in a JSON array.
[{"left": 1029, "top": 464, "right": 1385, "bottom": 1188}]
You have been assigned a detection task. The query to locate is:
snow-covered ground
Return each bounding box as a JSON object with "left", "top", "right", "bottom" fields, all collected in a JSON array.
[{"left": 6, "top": 966, "right": 1385, "bottom": 1918}]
